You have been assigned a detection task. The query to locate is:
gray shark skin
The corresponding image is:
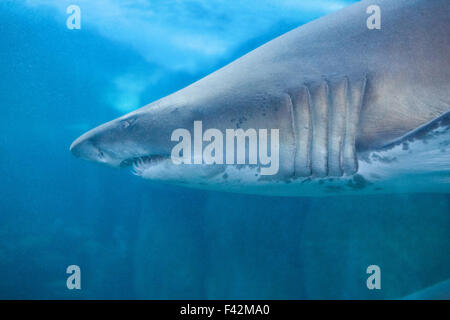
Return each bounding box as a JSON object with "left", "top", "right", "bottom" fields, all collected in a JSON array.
[
  {"left": 403, "top": 278, "right": 450, "bottom": 300},
  {"left": 70, "top": 0, "right": 450, "bottom": 196}
]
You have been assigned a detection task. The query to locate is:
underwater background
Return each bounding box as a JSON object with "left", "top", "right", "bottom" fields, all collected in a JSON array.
[{"left": 0, "top": 0, "right": 449, "bottom": 299}]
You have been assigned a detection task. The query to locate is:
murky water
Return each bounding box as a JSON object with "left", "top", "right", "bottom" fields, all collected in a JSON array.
[{"left": 0, "top": 0, "right": 448, "bottom": 299}]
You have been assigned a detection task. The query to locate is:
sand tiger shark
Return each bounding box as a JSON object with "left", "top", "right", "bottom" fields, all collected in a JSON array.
[{"left": 70, "top": 0, "right": 450, "bottom": 196}]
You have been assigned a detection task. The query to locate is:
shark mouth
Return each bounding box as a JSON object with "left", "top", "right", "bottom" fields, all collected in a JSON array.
[{"left": 120, "top": 154, "right": 169, "bottom": 169}]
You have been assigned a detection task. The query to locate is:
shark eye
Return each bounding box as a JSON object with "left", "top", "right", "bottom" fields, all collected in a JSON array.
[{"left": 120, "top": 117, "right": 136, "bottom": 129}]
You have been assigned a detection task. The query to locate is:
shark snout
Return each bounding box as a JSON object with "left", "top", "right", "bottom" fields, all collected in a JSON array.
[
  {"left": 70, "top": 134, "right": 103, "bottom": 162},
  {"left": 70, "top": 134, "right": 123, "bottom": 167},
  {"left": 69, "top": 121, "right": 120, "bottom": 166},
  {"left": 70, "top": 118, "right": 148, "bottom": 167}
]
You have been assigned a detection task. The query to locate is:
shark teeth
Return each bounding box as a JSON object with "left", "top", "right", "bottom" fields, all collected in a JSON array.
[
  {"left": 131, "top": 155, "right": 169, "bottom": 177},
  {"left": 120, "top": 155, "right": 167, "bottom": 169}
]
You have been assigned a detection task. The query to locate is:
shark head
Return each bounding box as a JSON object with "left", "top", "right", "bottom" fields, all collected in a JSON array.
[
  {"left": 69, "top": 102, "right": 244, "bottom": 187},
  {"left": 70, "top": 90, "right": 285, "bottom": 191}
]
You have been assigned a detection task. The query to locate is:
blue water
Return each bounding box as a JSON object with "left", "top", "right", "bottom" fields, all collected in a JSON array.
[{"left": 0, "top": 0, "right": 449, "bottom": 299}]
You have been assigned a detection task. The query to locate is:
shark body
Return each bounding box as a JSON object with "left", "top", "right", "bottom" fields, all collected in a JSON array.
[{"left": 70, "top": 0, "right": 450, "bottom": 196}]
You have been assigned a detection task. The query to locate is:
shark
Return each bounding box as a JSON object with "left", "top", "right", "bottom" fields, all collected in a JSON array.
[
  {"left": 70, "top": 0, "right": 450, "bottom": 196},
  {"left": 403, "top": 278, "right": 450, "bottom": 300}
]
